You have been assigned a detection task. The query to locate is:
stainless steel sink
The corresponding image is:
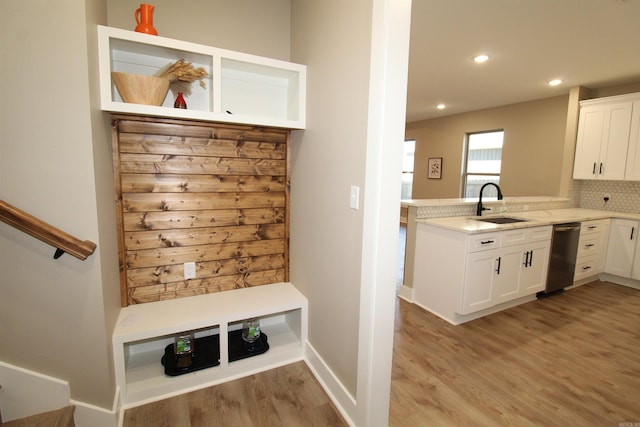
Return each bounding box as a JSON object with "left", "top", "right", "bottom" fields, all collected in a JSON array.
[{"left": 474, "top": 216, "right": 529, "bottom": 224}]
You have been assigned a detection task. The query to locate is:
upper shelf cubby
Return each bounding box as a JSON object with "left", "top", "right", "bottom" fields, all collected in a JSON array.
[{"left": 97, "top": 25, "right": 306, "bottom": 129}]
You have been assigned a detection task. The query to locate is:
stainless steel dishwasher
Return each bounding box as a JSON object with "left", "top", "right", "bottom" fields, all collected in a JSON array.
[{"left": 539, "top": 222, "right": 581, "bottom": 297}]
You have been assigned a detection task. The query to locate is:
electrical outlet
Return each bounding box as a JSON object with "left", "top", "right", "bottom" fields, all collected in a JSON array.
[{"left": 184, "top": 262, "right": 196, "bottom": 280}]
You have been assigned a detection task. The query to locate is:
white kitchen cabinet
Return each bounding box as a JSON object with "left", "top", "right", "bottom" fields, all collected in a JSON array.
[
  {"left": 112, "top": 282, "right": 307, "bottom": 407},
  {"left": 604, "top": 219, "right": 638, "bottom": 278},
  {"left": 97, "top": 25, "right": 306, "bottom": 129},
  {"left": 573, "top": 97, "right": 634, "bottom": 180},
  {"left": 461, "top": 247, "right": 502, "bottom": 314},
  {"left": 517, "top": 239, "right": 551, "bottom": 295},
  {"left": 492, "top": 228, "right": 551, "bottom": 305},
  {"left": 413, "top": 223, "right": 551, "bottom": 323},
  {"left": 624, "top": 101, "right": 640, "bottom": 180},
  {"left": 574, "top": 219, "right": 610, "bottom": 282},
  {"left": 460, "top": 226, "right": 551, "bottom": 314}
]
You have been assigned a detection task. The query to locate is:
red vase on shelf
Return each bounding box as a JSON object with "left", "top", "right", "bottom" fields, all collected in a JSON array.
[{"left": 174, "top": 92, "right": 187, "bottom": 109}]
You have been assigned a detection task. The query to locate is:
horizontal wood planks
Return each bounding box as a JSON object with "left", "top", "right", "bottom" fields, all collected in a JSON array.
[{"left": 112, "top": 116, "right": 290, "bottom": 306}]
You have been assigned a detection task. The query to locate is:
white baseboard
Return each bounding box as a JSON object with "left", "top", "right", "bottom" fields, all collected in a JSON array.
[
  {"left": 304, "top": 342, "right": 356, "bottom": 427},
  {"left": 70, "top": 389, "right": 118, "bottom": 427},
  {"left": 397, "top": 285, "right": 413, "bottom": 302},
  {"left": 0, "top": 361, "right": 117, "bottom": 426},
  {"left": 2, "top": 344, "right": 386, "bottom": 427},
  {"left": 599, "top": 273, "right": 640, "bottom": 290},
  {"left": 0, "top": 361, "right": 71, "bottom": 422}
]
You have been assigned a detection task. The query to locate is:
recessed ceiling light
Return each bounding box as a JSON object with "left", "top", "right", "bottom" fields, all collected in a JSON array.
[
  {"left": 548, "top": 79, "right": 563, "bottom": 86},
  {"left": 436, "top": 104, "right": 446, "bottom": 110},
  {"left": 473, "top": 54, "right": 490, "bottom": 63}
]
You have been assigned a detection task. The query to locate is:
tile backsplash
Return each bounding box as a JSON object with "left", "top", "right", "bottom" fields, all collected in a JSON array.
[
  {"left": 578, "top": 180, "right": 640, "bottom": 213},
  {"left": 406, "top": 179, "right": 639, "bottom": 220}
]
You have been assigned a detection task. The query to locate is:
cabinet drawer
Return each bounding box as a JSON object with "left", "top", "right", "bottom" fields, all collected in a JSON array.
[
  {"left": 577, "top": 235, "right": 600, "bottom": 258},
  {"left": 502, "top": 226, "right": 552, "bottom": 247},
  {"left": 580, "top": 219, "right": 610, "bottom": 236},
  {"left": 468, "top": 233, "right": 501, "bottom": 252},
  {"left": 575, "top": 256, "right": 599, "bottom": 281}
]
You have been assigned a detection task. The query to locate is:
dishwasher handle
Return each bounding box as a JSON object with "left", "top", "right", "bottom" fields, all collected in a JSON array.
[{"left": 554, "top": 225, "right": 580, "bottom": 232}]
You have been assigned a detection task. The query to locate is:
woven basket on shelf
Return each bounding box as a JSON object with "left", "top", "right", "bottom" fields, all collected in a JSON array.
[{"left": 111, "top": 72, "right": 170, "bottom": 106}]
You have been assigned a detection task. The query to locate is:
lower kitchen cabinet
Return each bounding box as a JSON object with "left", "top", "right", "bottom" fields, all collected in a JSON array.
[
  {"left": 511, "top": 239, "right": 550, "bottom": 296},
  {"left": 605, "top": 218, "right": 639, "bottom": 278},
  {"left": 413, "top": 223, "right": 551, "bottom": 323},
  {"left": 463, "top": 227, "right": 551, "bottom": 313},
  {"left": 461, "top": 247, "right": 501, "bottom": 313},
  {"left": 574, "top": 219, "right": 610, "bottom": 282}
]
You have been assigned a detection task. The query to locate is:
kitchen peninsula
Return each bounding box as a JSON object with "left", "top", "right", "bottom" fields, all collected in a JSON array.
[
  {"left": 400, "top": 196, "right": 573, "bottom": 301},
  {"left": 402, "top": 201, "right": 640, "bottom": 325}
]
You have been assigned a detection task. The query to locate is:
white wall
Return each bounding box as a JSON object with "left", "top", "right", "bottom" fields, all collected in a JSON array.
[
  {"left": 289, "top": 0, "right": 372, "bottom": 399},
  {"left": 290, "top": 0, "right": 411, "bottom": 425},
  {"left": 107, "top": 0, "right": 291, "bottom": 60},
  {"left": 0, "top": 0, "right": 295, "bottom": 415},
  {"left": 1, "top": 2, "right": 411, "bottom": 425},
  {"left": 0, "top": 0, "right": 118, "bottom": 409}
]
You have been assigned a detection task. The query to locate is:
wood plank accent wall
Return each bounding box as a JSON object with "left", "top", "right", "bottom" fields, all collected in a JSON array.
[{"left": 111, "top": 116, "right": 290, "bottom": 306}]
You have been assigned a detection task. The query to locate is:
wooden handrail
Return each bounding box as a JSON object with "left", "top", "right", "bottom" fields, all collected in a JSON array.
[{"left": 0, "top": 199, "right": 96, "bottom": 260}]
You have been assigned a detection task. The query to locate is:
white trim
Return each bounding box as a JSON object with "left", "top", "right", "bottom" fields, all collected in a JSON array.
[
  {"left": 355, "top": 1, "right": 412, "bottom": 424},
  {"left": 303, "top": 342, "right": 356, "bottom": 427},
  {"left": 599, "top": 273, "right": 640, "bottom": 290},
  {"left": 0, "top": 361, "right": 70, "bottom": 422},
  {"left": 70, "top": 397, "right": 118, "bottom": 427},
  {"left": 397, "top": 285, "right": 414, "bottom": 302}
]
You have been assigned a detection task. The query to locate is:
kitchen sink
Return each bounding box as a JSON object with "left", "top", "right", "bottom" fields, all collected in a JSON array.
[{"left": 474, "top": 216, "right": 529, "bottom": 224}]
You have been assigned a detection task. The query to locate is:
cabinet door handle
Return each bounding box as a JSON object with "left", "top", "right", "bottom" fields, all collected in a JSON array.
[
  {"left": 523, "top": 251, "right": 530, "bottom": 267},
  {"left": 495, "top": 257, "right": 501, "bottom": 274},
  {"left": 585, "top": 243, "right": 595, "bottom": 248},
  {"left": 631, "top": 227, "right": 635, "bottom": 240},
  {"left": 588, "top": 225, "right": 597, "bottom": 229},
  {"left": 599, "top": 162, "right": 603, "bottom": 174},
  {"left": 582, "top": 266, "right": 592, "bottom": 271},
  {"left": 592, "top": 162, "right": 597, "bottom": 174},
  {"left": 529, "top": 250, "right": 533, "bottom": 267},
  {"left": 481, "top": 240, "right": 494, "bottom": 245}
]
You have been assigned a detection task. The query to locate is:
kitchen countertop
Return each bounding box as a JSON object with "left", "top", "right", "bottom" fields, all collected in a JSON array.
[{"left": 417, "top": 208, "right": 640, "bottom": 234}]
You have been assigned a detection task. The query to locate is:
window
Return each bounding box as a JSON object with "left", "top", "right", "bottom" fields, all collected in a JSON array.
[
  {"left": 401, "top": 139, "right": 415, "bottom": 199},
  {"left": 462, "top": 130, "right": 503, "bottom": 198}
]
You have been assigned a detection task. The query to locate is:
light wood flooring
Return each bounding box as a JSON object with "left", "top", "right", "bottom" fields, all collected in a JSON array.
[
  {"left": 125, "top": 224, "right": 640, "bottom": 426},
  {"left": 390, "top": 280, "right": 640, "bottom": 426},
  {"left": 123, "top": 361, "right": 347, "bottom": 427}
]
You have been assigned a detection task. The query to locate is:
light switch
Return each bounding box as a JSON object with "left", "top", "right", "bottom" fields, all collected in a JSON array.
[
  {"left": 184, "top": 262, "right": 196, "bottom": 280},
  {"left": 350, "top": 185, "right": 360, "bottom": 210}
]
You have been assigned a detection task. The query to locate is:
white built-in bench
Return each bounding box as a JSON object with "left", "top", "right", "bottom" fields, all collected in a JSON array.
[{"left": 112, "top": 282, "right": 307, "bottom": 409}]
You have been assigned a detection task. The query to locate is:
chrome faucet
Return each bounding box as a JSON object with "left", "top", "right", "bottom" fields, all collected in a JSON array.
[{"left": 476, "top": 183, "right": 503, "bottom": 216}]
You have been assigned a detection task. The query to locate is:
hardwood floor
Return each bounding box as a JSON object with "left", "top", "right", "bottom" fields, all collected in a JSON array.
[
  {"left": 390, "top": 280, "right": 640, "bottom": 426},
  {"left": 124, "top": 225, "right": 640, "bottom": 426},
  {"left": 123, "top": 361, "right": 347, "bottom": 427}
]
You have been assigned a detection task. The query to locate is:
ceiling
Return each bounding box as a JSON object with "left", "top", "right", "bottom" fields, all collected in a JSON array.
[{"left": 406, "top": 0, "right": 640, "bottom": 123}]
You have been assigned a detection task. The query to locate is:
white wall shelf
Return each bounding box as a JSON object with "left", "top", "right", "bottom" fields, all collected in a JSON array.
[
  {"left": 98, "top": 25, "right": 306, "bottom": 129},
  {"left": 112, "top": 282, "right": 308, "bottom": 408}
]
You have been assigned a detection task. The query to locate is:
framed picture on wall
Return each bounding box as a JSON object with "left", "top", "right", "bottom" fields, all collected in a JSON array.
[{"left": 428, "top": 157, "right": 442, "bottom": 179}]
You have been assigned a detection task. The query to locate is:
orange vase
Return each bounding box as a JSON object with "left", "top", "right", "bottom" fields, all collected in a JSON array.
[{"left": 135, "top": 4, "right": 158, "bottom": 35}]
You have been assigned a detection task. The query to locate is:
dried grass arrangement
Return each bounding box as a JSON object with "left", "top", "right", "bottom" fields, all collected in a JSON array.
[{"left": 157, "top": 59, "right": 209, "bottom": 88}]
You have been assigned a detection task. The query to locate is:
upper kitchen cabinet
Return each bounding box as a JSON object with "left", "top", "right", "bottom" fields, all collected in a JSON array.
[
  {"left": 572, "top": 94, "right": 637, "bottom": 180},
  {"left": 623, "top": 101, "right": 640, "bottom": 180},
  {"left": 97, "top": 26, "right": 306, "bottom": 129}
]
